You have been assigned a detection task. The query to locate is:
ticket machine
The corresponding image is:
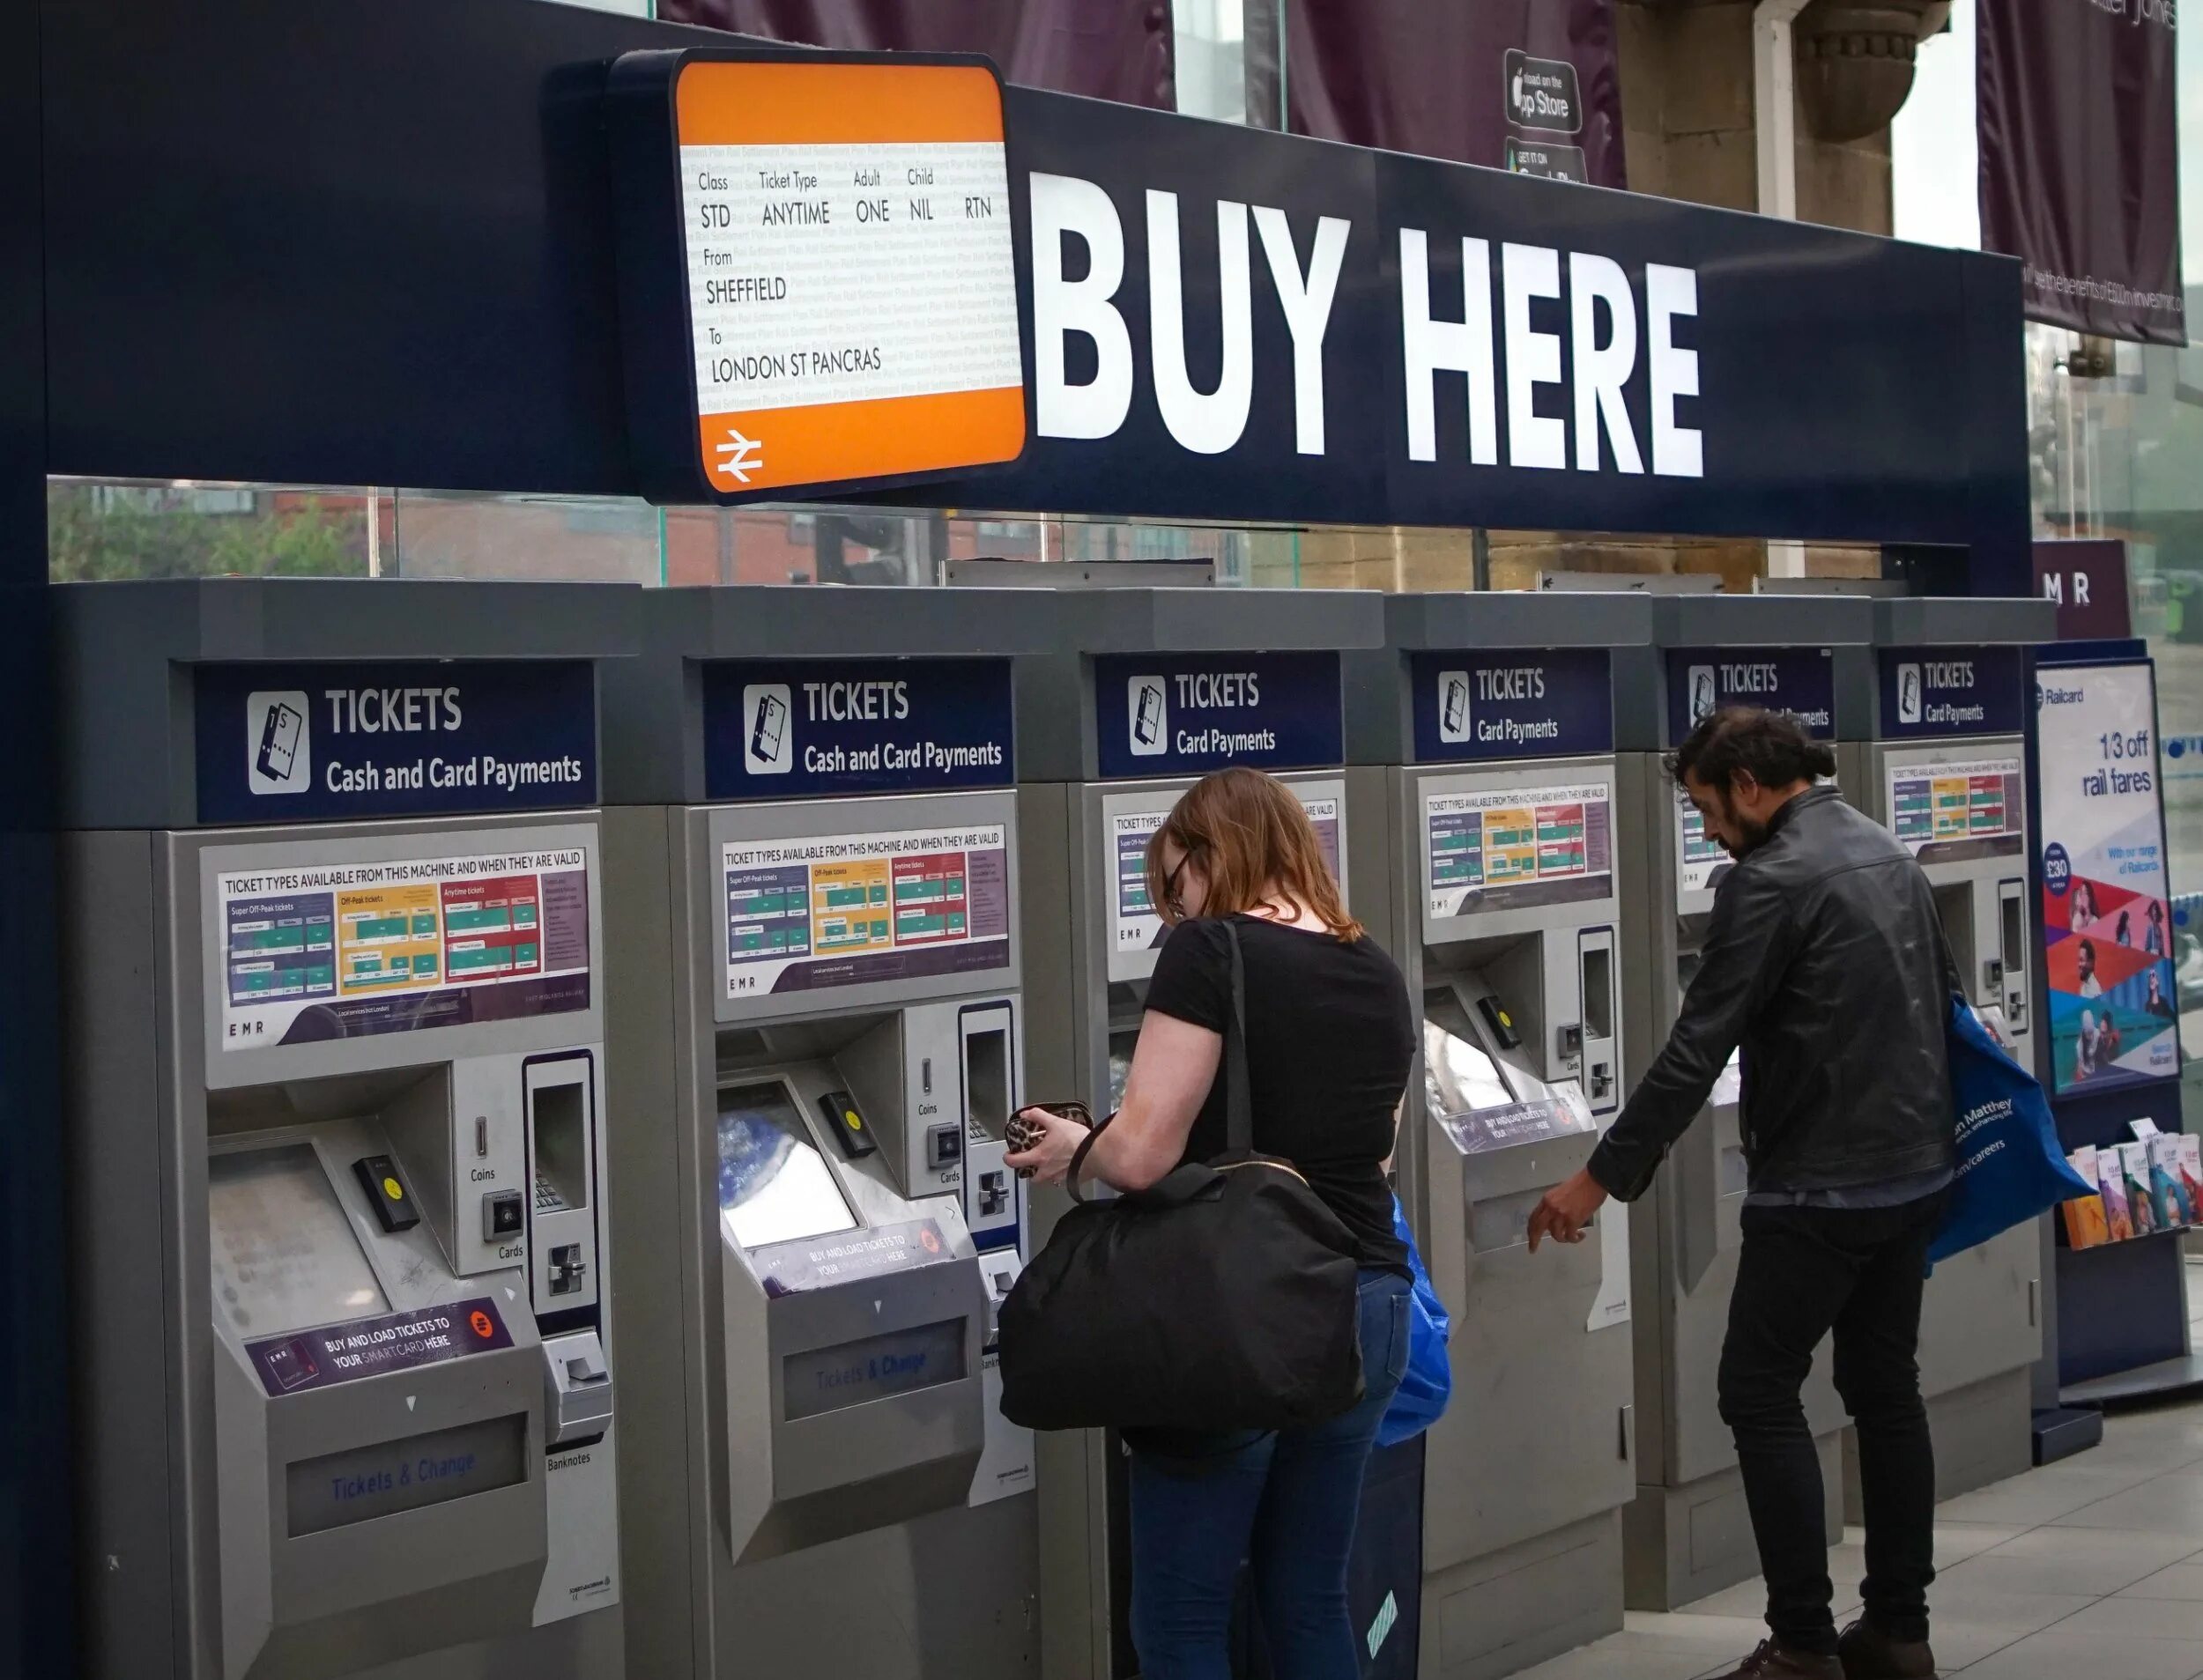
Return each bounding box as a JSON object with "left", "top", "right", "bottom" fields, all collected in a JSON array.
[
  {"left": 1015, "top": 587, "right": 1385, "bottom": 1679},
  {"left": 603, "top": 587, "right": 1058, "bottom": 1680},
  {"left": 60, "top": 580, "right": 633, "bottom": 1680},
  {"left": 1618, "top": 595, "right": 1874, "bottom": 1610},
  {"left": 1838, "top": 596, "right": 2056, "bottom": 1504},
  {"left": 1342, "top": 592, "right": 1650, "bottom": 1680}
]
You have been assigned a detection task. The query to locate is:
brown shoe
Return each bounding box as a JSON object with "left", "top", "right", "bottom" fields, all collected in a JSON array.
[
  {"left": 1704, "top": 1639, "right": 1843, "bottom": 1680},
  {"left": 1836, "top": 1620, "right": 1937, "bottom": 1679}
]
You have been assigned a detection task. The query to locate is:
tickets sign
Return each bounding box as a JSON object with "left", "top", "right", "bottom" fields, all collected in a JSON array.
[
  {"left": 1408, "top": 648, "right": 1612, "bottom": 763},
  {"left": 1664, "top": 647, "right": 1836, "bottom": 744},
  {"left": 1091, "top": 651, "right": 1344, "bottom": 779},
  {"left": 194, "top": 661, "right": 597, "bottom": 825},
  {"left": 701, "top": 656, "right": 1012, "bottom": 799},
  {"left": 609, "top": 51, "right": 1027, "bottom": 503},
  {"left": 1875, "top": 647, "right": 2026, "bottom": 741}
]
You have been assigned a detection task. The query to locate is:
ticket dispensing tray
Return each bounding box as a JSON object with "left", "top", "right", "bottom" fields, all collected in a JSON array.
[
  {"left": 208, "top": 1118, "right": 549, "bottom": 1680},
  {"left": 1424, "top": 981, "right": 1601, "bottom": 1257},
  {"left": 716, "top": 1069, "right": 990, "bottom": 1564}
]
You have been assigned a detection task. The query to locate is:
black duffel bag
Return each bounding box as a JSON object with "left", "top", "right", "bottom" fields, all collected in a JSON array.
[{"left": 999, "top": 921, "right": 1364, "bottom": 1432}]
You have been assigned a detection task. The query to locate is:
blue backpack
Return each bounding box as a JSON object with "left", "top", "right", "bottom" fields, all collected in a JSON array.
[
  {"left": 1376, "top": 1195, "right": 1452, "bottom": 1447},
  {"left": 1931, "top": 995, "right": 2096, "bottom": 1266}
]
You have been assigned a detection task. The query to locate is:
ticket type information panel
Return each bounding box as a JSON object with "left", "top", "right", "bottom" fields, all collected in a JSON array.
[
  {"left": 219, "top": 850, "right": 592, "bottom": 1050},
  {"left": 724, "top": 824, "right": 1010, "bottom": 996},
  {"left": 1426, "top": 783, "right": 1613, "bottom": 919},
  {"left": 1109, "top": 796, "right": 1343, "bottom": 955},
  {"left": 1677, "top": 804, "right": 1730, "bottom": 897},
  {"left": 1887, "top": 756, "right": 2025, "bottom": 858},
  {"left": 675, "top": 61, "right": 1024, "bottom": 496}
]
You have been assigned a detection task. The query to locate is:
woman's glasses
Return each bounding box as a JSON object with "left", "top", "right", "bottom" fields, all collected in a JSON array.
[{"left": 1162, "top": 852, "right": 1193, "bottom": 916}]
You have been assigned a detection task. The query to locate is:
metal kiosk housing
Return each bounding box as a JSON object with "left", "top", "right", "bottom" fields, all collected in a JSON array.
[
  {"left": 1014, "top": 586, "right": 1387, "bottom": 1679},
  {"left": 1836, "top": 596, "right": 2057, "bottom": 1507},
  {"left": 1343, "top": 591, "right": 1652, "bottom": 1679},
  {"left": 603, "top": 587, "right": 1061, "bottom": 1680},
  {"left": 1619, "top": 594, "right": 1876, "bottom": 1610},
  {"left": 62, "top": 580, "right": 634, "bottom": 1680}
]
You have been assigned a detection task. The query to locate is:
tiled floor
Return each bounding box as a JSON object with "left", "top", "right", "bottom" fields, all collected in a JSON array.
[{"left": 1520, "top": 1258, "right": 2203, "bottom": 1680}]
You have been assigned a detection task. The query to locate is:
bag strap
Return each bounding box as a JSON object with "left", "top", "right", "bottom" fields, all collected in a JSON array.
[
  {"left": 1222, "top": 920, "right": 1254, "bottom": 1157},
  {"left": 1066, "top": 1111, "right": 1115, "bottom": 1205}
]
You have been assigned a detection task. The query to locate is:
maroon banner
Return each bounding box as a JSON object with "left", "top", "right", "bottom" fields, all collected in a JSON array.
[
  {"left": 1978, "top": 0, "right": 2184, "bottom": 345},
  {"left": 1265, "top": 0, "right": 1624, "bottom": 187},
  {"left": 2034, "top": 538, "right": 2133, "bottom": 640},
  {"left": 655, "top": 0, "right": 1175, "bottom": 109}
]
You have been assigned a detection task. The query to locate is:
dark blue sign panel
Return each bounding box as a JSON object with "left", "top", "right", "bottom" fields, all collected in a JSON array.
[
  {"left": 1093, "top": 652, "right": 1343, "bottom": 779},
  {"left": 702, "top": 657, "right": 1013, "bottom": 800},
  {"left": 921, "top": 86, "right": 2024, "bottom": 589},
  {"left": 1664, "top": 647, "right": 1836, "bottom": 744},
  {"left": 1876, "top": 646, "right": 2026, "bottom": 740},
  {"left": 1408, "top": 648, "right": 1612, "bottom": 764},
  {"left": 195, "top": 662, "right": 596, "bottom": 825}
]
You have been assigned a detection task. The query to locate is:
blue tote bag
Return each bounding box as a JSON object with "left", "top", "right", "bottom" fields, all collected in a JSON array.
[
  {"left": 1376, "top": 1195, "right": 1452, "bottom": 1447},
  {"left": 1931, "top": 995, "right": 2096, "bottom": 1266}
]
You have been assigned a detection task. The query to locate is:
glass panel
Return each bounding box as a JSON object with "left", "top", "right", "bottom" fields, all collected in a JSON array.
[
  {"left": 716, "top": 1081, "right": 858, "bottom": 1251},
  {"left": 48, "top": 482, "right": 371, "bottom": 581},
  {"left": 1173, "top": 0, "right": 1247, "bottom": 124}
]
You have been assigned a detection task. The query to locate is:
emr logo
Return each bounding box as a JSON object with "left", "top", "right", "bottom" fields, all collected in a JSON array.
[
  {"left": 1129, "top": 676, "right": 1168, "bottom": 758},
  {"left": 744, "top": 684, "right": 794, "bottom": 776},
  {"left": 246, "top": 691, "right": 311, "bottom": 795}
]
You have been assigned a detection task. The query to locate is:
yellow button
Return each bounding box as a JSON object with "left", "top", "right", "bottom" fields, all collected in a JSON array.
[
  {"left": 382, "top": 1176, "right": 404, "bottom": 1201},
  {"left": 844, "top": 1111, "right": 864, "bottom": 1131}
]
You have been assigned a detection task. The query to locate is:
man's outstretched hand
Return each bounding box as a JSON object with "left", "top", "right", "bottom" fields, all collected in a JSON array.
[{"left": 1528, "top": 1167, "right": 1610, "bottom": 1253}]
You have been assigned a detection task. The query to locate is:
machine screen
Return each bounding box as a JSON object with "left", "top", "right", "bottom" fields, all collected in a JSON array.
[
  {"left": 1422, "top": 994, "right": 1515, "bottom": 1117},
  {"left": 1677, "top": 952, "right": 1744, "bottom": 1106},
  {"left": 718, "top": 1083, "right": 860, "bottom": 1251},
  {"left": 1108, "top": 1029, "right": 1139, "bottom": 1113},
  {"left": 210, "top": 1144, "right": 389, "bottom": 1338}
]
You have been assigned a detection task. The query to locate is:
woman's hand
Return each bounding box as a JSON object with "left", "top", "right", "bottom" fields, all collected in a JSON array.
[{"left": 1005, "top": 1106, "right": 1091, "bottom": 1186}]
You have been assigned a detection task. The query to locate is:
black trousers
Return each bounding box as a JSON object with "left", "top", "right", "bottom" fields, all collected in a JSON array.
[{"left": 1717, "top": 1193, "right": 1947, "bottom": 1654}]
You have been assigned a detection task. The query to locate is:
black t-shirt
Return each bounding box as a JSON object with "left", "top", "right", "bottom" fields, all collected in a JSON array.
[{"left": 1142, "top": 914, "right": 1414, "bottom": 1276}]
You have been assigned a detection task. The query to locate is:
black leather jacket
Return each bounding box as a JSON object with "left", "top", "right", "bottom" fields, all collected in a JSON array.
[{"left": 1588, "top": 785, "right": 1957, "bottom": 1202}]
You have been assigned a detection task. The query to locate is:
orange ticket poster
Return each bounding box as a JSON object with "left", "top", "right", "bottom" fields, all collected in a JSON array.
[
  {"left": 810, "top": 857, "right": 894, "bottom": 958},
  {"left": 673, "top": 60, "right": 1025, "bottom": 495},
  {"left": 337, "top": 883, "right": 442, "bottom": 995}
]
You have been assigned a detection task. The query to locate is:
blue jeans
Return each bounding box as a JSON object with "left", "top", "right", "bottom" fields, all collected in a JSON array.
[{"left": 1126, "top": 1269, "right": 1413, "bottom": 1680}]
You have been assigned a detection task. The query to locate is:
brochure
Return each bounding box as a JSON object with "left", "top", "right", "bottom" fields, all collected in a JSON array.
[
  {"left": 2121, "top": 1141, "right": 2160, "bottom": 1236},
  {"left": 2061, "top": 1146, "right": 2110, "bottom": 1249},
  {"left": 2180, "top": 1134, "right": 2203, "bottom": 1217},
  {"left": 2098, "top": 1145, "right": 2135, "bottom": 1242},
  {"left": 2150, "top": 1135, "right": 2195, "bottom": 1227}
]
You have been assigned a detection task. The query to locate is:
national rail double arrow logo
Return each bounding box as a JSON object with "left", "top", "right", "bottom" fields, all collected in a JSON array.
[{"left": 714, "top": 427, "right": 766, "bottom": 485}]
